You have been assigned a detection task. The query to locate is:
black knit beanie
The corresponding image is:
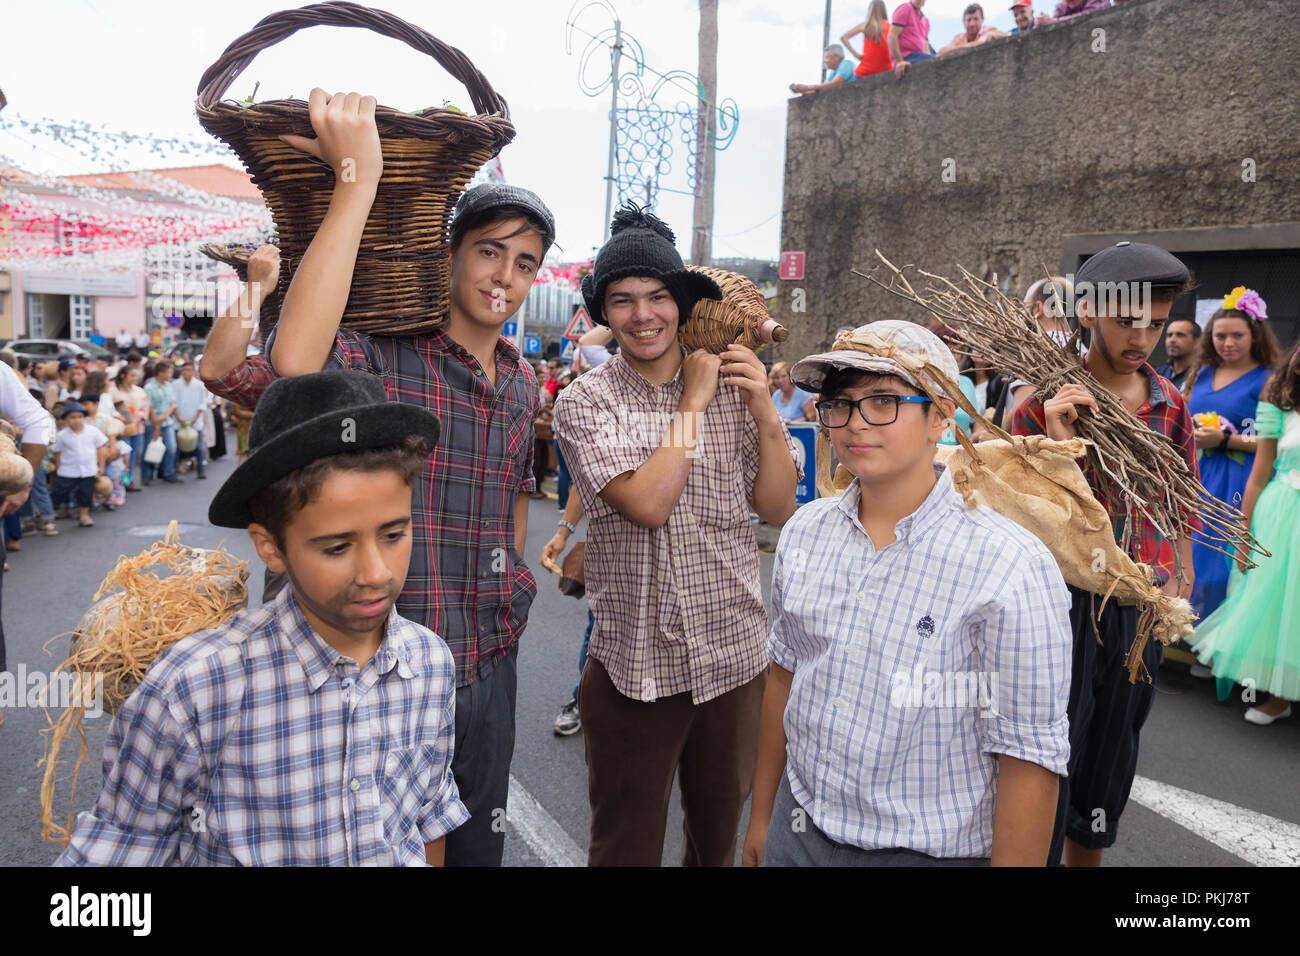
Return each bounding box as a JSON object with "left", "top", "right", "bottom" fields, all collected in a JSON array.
[{"left": 581, "top": 203, "right": 721, "bottom": 327}]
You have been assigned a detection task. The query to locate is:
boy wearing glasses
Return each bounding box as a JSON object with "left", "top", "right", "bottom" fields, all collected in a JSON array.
[{"left": 742, "top": 321, "right": 1073, "bottom": 867}]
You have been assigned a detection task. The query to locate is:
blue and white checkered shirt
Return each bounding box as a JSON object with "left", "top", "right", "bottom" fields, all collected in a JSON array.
[
  {"left": 56, "top": 585, "right": 468, "bottom": 866},
  {"left": 770, "top": 464, "right": 1072, "bottom": 858}
]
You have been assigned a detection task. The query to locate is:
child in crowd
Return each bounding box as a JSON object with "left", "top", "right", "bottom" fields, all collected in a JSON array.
[
  {"left": 56, "top": 369, "right": 467, "bottom": 866},
  {"left": 743, "top": 321, "right": 1072, "bottom": 867},
  {"left": 50, "top": 402, "right": 107, "bottom": 528},
  {"left": 1011, "top": 241, "right": 1198, "bottom": 866}
]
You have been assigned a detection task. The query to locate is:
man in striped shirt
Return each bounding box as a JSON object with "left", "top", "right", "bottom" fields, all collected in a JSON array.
[
  {"left": 743, "top": 321, "right": 1072, "bottom": 866},
  {"left": 553, "top": 204, "right": 801, "bottom": 866}
]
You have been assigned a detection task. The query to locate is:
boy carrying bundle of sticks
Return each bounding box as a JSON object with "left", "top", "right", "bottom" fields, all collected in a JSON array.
[
  {"left": 1010, "top": 241, "right": 1199, "bottom": 867},
  {"left": 56, "top": 369, "right": 467, "bottom": 866}
]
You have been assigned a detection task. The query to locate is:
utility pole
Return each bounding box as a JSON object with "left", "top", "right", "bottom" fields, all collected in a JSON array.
[
  {"left": 603, "top": 18, "right": 622, "bottom": 242},
  {"left": 822, "top": 0, "right": 832, "bottom": 77},
  {"left": 690, "top": 0, "right": 717, "bottom": 266}
]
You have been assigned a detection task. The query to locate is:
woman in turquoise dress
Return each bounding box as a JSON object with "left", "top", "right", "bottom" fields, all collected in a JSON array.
[
  {"left": 1188, "top": 345, "right": 1300, "bottom": 725},
  {"left": 1184, "top": 290, "right": 1281, "bottom": 621}
]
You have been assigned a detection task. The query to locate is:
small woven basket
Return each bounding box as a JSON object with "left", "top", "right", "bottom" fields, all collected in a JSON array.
[
  {"left": 679, "top": 266, "right": 788, "bottom": 353},
  {"left": 199, "top": 242, "right": 281, "bottom": 343},
  {"left": 195, "top": 1, "right": 515, "bottom": 336}
]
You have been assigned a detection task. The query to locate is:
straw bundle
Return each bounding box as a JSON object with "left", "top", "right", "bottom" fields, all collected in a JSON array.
[
  {"left": 815, "top": 327, "right": 1196, "bottom": 682},
  {"left": 680, "top": 267, "right": 788, "bottom": 353},
  {"left": 856, "top": 253, "right": 1267, "bottom": 587},
  {"left": 39, "top": 521, "right": 249, "bottom": 844},
  {"left": 0, "top": 427, "right": 34, "bottom": 496}
]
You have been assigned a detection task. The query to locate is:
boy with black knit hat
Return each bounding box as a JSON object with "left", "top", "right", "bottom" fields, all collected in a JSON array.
[
  {"left": 57, "top": 369, "right": 466, "bottom": 866},
  {"left": 553, "top": 203, "right": 802, "bottom": 866},
  {"left": 1012, "top": 240, "right": 1199, "bottom": 866},
  {"left": 203, "top": 91, "right": 553, "bottom": 866}
]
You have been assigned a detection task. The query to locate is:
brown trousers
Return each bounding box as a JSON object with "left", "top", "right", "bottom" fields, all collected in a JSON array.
[{"left": 580, "top": 655, "right": 765, "bottom": 867}]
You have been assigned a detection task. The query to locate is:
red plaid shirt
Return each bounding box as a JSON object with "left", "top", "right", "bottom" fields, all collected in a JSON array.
[
  {"left": 1012, "top": 362, "right": 1200, "bottom": 586},
  {"left": 204, "top": 330, "right": 538, "bottom": 687}
]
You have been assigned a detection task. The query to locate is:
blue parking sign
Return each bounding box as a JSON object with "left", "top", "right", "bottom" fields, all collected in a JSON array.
[
  {"left": 786, "top": 422, "right": 819, "bottom": 505},
  {"left": 524, "top": 336, "right": 542, "bottom": 355}
]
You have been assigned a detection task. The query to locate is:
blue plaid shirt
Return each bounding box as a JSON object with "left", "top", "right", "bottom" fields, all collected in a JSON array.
[
  {"left": 770, "top": 464, "right": 1072, "bottom": 858},
  {"left": 56, "top": 586, "right": 468, "bottom": 866}
]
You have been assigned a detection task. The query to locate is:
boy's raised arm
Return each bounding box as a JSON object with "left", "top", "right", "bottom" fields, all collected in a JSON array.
[
  {"left": 270, "top": 89, "right": 382, "bottom": 378},
  {"left": 200, "top": 245, "right": 279, "bottom": 383}
]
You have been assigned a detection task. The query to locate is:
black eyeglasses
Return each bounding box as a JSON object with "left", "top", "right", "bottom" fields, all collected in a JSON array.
[{"left": 815, "top": 394, "right": 931, "bottom": 428}]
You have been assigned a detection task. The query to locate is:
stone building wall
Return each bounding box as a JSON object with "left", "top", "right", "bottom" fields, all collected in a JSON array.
[{"left": 772, "top": 0, "right": 1300, "bottom": 365}]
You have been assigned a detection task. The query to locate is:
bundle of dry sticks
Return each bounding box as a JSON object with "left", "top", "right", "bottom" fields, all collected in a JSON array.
[{"left": 857, "top": 252, "right": 1269, "bottom": 588}]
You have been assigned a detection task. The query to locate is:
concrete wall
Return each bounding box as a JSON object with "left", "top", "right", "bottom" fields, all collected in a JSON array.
[{"left": 772, "top": 0, "right": 1300, "bottom": 366}]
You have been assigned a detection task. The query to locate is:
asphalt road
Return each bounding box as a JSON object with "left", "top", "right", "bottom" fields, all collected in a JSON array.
[{"left": 1, "top": 433, "right": 1296, "bottom": 866}]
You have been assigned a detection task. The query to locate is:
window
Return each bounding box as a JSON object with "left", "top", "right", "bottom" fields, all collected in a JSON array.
[{"left": 70, "top": 295, "right": 95, "bottom": 340}]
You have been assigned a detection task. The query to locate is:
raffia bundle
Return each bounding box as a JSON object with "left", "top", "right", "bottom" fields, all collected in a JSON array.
[
  {"left": 679, "top": 267, "right": 788, "bottom": 353},
  {"left": 815, "top": 327, "right": 1196, "bottom": 682},
  {"left": 39, "top": 521, "right": 249, "bottom": 844}
]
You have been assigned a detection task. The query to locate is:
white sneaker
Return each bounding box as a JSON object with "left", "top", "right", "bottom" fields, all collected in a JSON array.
[
  {"left": 1244, "top": 704, "right": 1292, "bottom": 726},
  {"left": 1189, "top": 664, "right": 1214, "bottom": 679}
]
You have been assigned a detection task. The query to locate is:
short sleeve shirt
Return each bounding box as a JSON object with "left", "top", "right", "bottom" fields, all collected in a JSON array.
[
  {"left": 891, "top": 1, "right": 931, "bottom": 58},
  {"left": 553, "top": 353, "right": 803, "bottom": 703}
]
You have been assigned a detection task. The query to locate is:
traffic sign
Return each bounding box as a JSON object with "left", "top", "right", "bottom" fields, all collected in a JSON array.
[
  {"left": 502, "top": 321, "right": 518, "bottom": 338},
  {"left": 778, "top": 251, "right": 805, "bottom": 281},
  {"left": 561, "top": 341, "right": 575, "bottom": 360},
  {"left": 524, "top": 336, "right": 542, "bottom": 355},
  {"left": 563, "top": 306, "right": 593, "bottom": 340},
  {"left": 786, "top": 422, "right": 819, "bottom": 505},
  {"left": 165, "top": 312, "right": 183, "bottom": 329}
]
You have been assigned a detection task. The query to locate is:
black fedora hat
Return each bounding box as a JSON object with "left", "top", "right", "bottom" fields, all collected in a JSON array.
[{"left": 208, "top": 369, "right": 439, "bottom": 529}]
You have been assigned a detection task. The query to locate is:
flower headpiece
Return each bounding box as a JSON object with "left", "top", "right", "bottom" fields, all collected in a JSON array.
[{"left": 1222, "top": 286, "right": 1268, "bottom": 321}]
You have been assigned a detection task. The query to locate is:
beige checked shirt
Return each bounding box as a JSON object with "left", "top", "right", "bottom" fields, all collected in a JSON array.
[{"left": 553, "top": 353, "right": 802, "bottom": 704}]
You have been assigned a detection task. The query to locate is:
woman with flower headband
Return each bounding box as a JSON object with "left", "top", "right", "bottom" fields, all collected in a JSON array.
[
  {"left": 1183, "top": 287, "right": 1281, "bottom": 628},
  {"left": 1186, "top": 344, "right": 1300, "bottom": 724}
]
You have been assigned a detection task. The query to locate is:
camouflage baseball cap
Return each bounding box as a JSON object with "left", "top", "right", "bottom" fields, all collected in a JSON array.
[{"left": 790, "top": 320, "right": 961, "bottom": 394}]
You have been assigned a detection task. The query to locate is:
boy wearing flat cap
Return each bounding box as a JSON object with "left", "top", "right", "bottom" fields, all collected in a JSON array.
[
  {"left": 552, "top": 203, "right": 801, "bottom": 866},
  {"left": 57, "top": 369, "right": 467, "bottom": 866},
  {"left": 203, "top": 91, "right": 553, "bottom": 866},
  {"left": 1012, "top": 240, "right": 1199, "bottom": 867},
  {"left": 743, "top": 322, "right": 1072, "bottom": 867}
]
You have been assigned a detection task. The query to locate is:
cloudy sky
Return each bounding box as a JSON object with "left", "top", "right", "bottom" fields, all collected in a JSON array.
[{"left": 1, "top": 0, "right": 1004, "bottom": 262}]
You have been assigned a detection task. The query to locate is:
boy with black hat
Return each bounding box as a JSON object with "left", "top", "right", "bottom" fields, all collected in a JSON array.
[
  {"left": 57, "top": 369, "right": 467, "bottom": 866},
  {"left": 552, "top": 203, "right": 801, "bottom": 866},
  {"left": 204, "top": 90, "right": 552, "bottom": 866},
  {"left": 1012, "top": 240, "right": 1199, "bottom": 866}
]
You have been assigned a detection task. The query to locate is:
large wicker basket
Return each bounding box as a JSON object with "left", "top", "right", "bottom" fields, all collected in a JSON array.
[{"left": 195, "top": 2, "right": 515, "bottom": 336}]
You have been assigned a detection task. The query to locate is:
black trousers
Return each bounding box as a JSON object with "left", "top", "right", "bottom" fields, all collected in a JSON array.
[{"left": 1048, "top": 585, "right": 1160, "bottom": 864}]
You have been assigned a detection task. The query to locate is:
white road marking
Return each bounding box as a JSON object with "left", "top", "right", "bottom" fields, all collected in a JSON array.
[
  {"left": 507, "top": 774, "right": 585, "bottom": 867},
  {"left": 1129, "top": 775, "right": 1300, "bottom": 867}
]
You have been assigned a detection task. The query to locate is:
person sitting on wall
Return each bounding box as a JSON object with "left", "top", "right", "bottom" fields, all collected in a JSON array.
[
  {"left": 841, "top": 1, "right": 896, "bottom": 79},
  {"left": 888, "top": 0, "right": 937, "bottom": 78},
  {"left": 1038, "top": 0, "right": 1112, "bottom": 24},
  {"left": 1009, "top": 0, "right": 1052, "bottom": 32},
  {"left": 790, "top": 45, "right": 858, "bottom": 95},
  {"left": 937, "top": 3, "right": 1007, "bottom": 54}
]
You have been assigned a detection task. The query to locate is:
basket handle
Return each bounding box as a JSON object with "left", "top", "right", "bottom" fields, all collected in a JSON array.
[{"left": 196, "top": 1, "right": 509, "bottom": 120}]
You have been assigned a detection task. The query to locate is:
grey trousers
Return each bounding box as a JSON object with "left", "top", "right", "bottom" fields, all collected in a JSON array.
[
  {"left": 444, "top": 642, "right": 520, "bottom": 867},
  {"left": 763, "top": 774, "right": 990, "bottom": 867}
]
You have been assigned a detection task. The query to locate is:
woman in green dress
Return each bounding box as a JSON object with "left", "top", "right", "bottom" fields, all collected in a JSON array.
[{"left": 1188, "top": 345, "right": 1300, "bottom": 725}]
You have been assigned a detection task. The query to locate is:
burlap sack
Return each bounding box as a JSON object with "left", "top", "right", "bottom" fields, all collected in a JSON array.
[{"left": 813, "top": 328, "right": 1195, "bottom": 681}]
